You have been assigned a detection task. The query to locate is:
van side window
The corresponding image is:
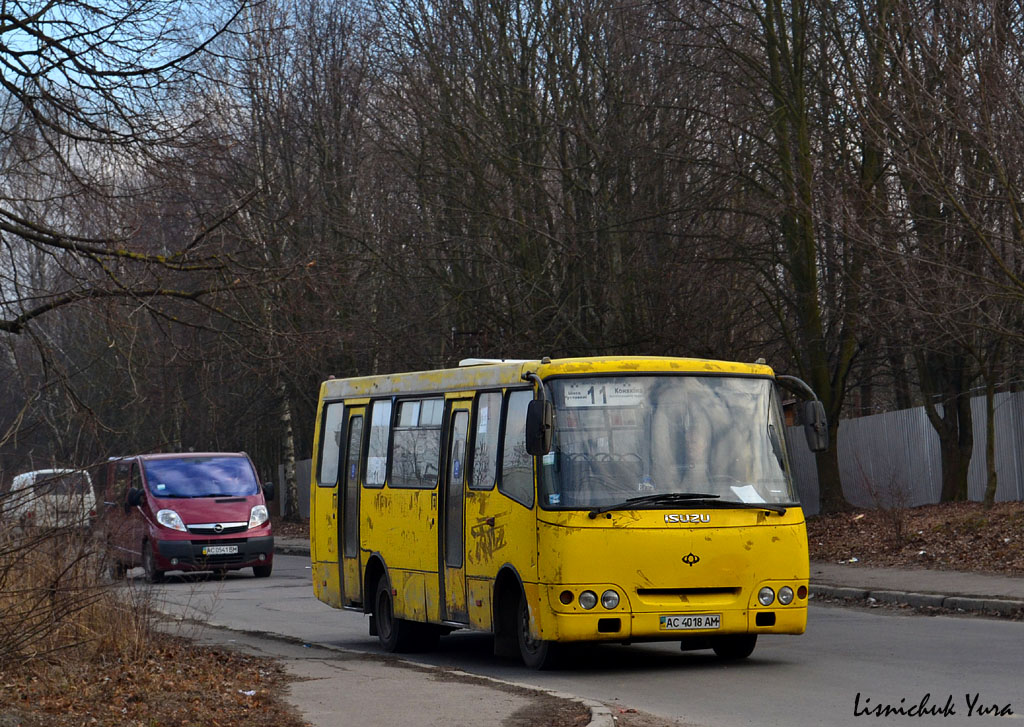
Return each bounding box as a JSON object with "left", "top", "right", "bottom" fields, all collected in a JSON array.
[
  {"left": 318, "top": 402, "right": 345, "bottom": 487},
  {"left": 390, "top": 398, "right": 443, "bottom": 489},
  {"left": 365, "top": 399, "right": 392, "bottom": 488},
  {"left": 499, "top": 390, "right": 534, "bottom": 508},
  {"left": 470, "top": 392, "right": 501, "bottom": 490}
]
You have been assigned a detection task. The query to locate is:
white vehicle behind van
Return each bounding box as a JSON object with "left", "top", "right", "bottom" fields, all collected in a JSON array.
[{"left": 4, "top": 469, "right": 98, "bottom": 529}]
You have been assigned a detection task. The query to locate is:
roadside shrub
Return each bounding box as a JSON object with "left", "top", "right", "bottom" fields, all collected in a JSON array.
[{"left": 0, "top": 523, "right": 156, "bottom": 667}]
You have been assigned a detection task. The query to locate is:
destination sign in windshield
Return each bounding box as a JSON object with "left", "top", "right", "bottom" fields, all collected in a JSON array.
[{"left": 562, "top": 381, "right": 646, "bottom": 407}]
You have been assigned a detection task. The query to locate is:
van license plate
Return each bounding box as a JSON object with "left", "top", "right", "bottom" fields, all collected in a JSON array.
[
  {"left": 660, "top": 614, "right": 721, "bottom": 630},
  {"left": 202, "top": 545, "right": 238, "bottom": 556}
]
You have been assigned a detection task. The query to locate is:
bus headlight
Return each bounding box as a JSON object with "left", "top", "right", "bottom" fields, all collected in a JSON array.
[
  {"left": 757, "top": 587, "right": 775, "bottom": 606},
  {"left": 601, "top": 590, "right": 620, "bottom": 609},
  {"left": 579, "top": 591, "right": 598, "bottom": 610},
  {"left": 778, "top": 586, "right": 795, "bottom": 605}
]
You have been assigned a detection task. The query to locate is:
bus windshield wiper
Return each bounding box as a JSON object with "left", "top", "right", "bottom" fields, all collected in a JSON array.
[{"left": 588, "top": 493, "right": 720, "bottom": 519}]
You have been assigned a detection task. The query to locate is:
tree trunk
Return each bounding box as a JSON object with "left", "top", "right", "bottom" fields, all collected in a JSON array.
[
  {"left": 983, "top": 374, "right": 998, "bottom": 507},
  {"left": 815, "top": 441, "right": 847, "bottom": 513},
  {"left": 280, "top": 378, "right": 300, "bottom": 522}
]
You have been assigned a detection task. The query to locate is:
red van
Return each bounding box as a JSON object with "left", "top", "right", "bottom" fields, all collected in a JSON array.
[{"left": 100, "top": 452, "right": 275, "bottom": 582}]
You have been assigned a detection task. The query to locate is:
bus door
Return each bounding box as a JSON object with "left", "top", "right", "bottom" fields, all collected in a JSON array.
[
  {"left": 341, "top": 407, "right": 365, "bottom": 606},
  {"left": 440, "top": 399, "right": 471, "bottom": 623},
  {"left": 312, "top": 401, "right": 345, "bottom": 607}
]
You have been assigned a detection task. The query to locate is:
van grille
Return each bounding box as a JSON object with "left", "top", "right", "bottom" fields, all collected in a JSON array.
[{"left": 187, "top": 523, "right": 248, "bottom": 535}]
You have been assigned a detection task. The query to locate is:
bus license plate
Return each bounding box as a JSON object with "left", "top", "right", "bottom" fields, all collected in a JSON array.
[
  {"left": 202, "top": 545, "right": 238, "bottom": 556},
  {"left": 660, "top": 614, "right": 721, "bottom": 630}
]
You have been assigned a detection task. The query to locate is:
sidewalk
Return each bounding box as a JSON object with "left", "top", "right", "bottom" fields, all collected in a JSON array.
[{"left": 810, "top": 560, "right": 1024, "bottom": 616}]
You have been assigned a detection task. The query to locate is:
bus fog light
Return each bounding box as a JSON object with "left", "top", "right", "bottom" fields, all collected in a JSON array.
[
  {"left": 758, "top": 587, "right": 775, "bottom": 606},
  {"left": 601, "top": 590, "right": 619, "bottom": 609},
  {"left": 579, "top": 591, "right": 597, "bottom": 610},
  {"left": 778, "top": 586, "right": 794, "bottom": 605}
]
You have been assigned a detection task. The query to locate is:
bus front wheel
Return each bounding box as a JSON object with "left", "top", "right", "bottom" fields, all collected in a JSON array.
[
  {"left": 712, "top": 634, "right": 757, "bottom": 660},
  {"left": 516, "top": 592, "right": 560, "bottom": 669},
  {"left": 374, "top": 578, "right": 416, "bottom": 652}
]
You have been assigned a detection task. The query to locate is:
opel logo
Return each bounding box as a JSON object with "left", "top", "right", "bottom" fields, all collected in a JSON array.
[
  {"left": 214, "top": 523, "right": 224, "bottom": 533},
  {"left": 681, "top": 552, "right": 700, "bottom": 567}
]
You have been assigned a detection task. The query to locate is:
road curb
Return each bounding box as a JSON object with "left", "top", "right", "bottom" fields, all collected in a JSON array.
[{"left": 811, "top": 584, "right": 1024, "bottom": 616}]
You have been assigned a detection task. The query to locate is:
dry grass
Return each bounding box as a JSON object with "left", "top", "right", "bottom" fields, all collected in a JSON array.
[{"left": 0, "top": 525, "right": 307, "bottom": 727}]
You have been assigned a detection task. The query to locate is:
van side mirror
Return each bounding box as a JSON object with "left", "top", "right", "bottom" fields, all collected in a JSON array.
[
  {"left": 801, "top": 401, "right": 829, "bottom": 452},
  {"left": 525, "top": 399, "right": 554, "bottom": 456},
  {"left": 263, "top": 482, "right": 276, "bottom": 502},
  {"left": 126, "top": 487, "right": 144, "bottom": 508}
]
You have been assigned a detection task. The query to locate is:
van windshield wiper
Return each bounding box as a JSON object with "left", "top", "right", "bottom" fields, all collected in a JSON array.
[{"left": 588, "top": 493, "right": 720, "bottom": 519}]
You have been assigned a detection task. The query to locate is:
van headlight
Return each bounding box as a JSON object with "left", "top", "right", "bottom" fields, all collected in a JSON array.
[
  {"left": 156, "top": 509, "right": 187, "bottom": 532},
  {"left": 248, "top": 505, "right": 269, "bottom": 529}
]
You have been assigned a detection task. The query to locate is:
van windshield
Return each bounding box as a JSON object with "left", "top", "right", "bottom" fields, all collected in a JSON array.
[{"left": 141, "top": 457, "right": 260, "bottom": 498}]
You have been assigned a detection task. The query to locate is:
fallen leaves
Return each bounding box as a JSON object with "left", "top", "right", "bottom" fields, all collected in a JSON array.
[{"left": 807, "top": 501, "right": 1024, "bottom": 575}]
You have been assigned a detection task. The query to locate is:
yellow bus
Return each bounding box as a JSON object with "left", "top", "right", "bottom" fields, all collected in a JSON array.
[{"left": 309, "top": 356, "right": 826, "bottom": 668}]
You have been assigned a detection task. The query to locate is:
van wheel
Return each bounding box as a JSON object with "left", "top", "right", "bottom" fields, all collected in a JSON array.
[
  {"left": 142, "top": 542, "right": 165, "bottom": 584},
  {"left": 712, "top": 634, "right": 757, "bottom": 660},
  {"left": 516, "top": 591, "right": 560, "bottom": 669},
  {"left": 253, "top": 563, "right": 272, "bottom": 578},
  {"left": 374, "top": 577, "right": 416, "bottom": 652}
]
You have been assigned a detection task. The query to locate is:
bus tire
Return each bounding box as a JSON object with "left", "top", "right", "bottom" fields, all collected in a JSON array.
[
  {"left": 516, "top": 591, "right": 560, "bottom": 669},
  {"left": 374, "top": 577, "right": 416, "bottom": 652},
  {"left": 712, "top": 634, "right": 757, "bottom": 660}
]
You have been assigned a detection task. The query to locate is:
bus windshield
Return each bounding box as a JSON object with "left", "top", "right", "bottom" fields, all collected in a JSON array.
[
  {"left": 538, "top": 375, "right": 796, "bottom": 509},
  {"left": 142, "top": 456, "right": 260, "bottom": 498}
]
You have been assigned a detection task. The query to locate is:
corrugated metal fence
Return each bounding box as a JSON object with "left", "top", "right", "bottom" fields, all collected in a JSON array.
[{"left": 790, "top": 391, "right": 1024, "bottom": 516}]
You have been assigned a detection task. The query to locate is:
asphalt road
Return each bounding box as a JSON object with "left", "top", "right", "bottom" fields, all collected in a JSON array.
[{"left": 148, "top": 554, "right": 1024, "bottom": 727}]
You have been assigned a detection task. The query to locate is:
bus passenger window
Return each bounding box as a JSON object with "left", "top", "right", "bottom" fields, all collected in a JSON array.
[
  {"left": 318, "top": 402, "right": 345, "bottom": 487},
  {"left": 366, "top": 400, "right": 392, "bottom": 488},
  {"left": 499, "top": 390, "right": 534, "bottom": 507},
  {"left": 471, "top": 392, "right": 501, "bottom": 490},
  {"left": 391, "top": 398, "right": 443, "bottom": 488}
]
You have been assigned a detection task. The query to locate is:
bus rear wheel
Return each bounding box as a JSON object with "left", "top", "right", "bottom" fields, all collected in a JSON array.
[
  {"left": 712, "top": 634, "right": 757, "bottom": 660},
  {"left": 374, "top": 578, "right": 416, "bottom": 652},
  {"left": 516, "top": 592, "right": 560, "bottom": 669}
]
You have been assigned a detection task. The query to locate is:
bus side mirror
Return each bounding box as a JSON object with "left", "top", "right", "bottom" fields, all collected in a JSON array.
[
  {"left": 525, "top": 399, "right": 553, "bottom": 456},
  {"left": 801, "top": 401, "right": 829, "bottom": 452}
]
